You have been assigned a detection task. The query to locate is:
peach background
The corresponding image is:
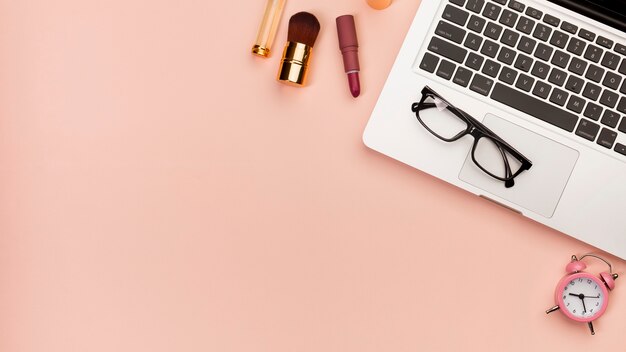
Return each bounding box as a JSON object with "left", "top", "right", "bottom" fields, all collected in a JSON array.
[{"left": 1, "top": 0, "right": 624, "bottom": 351}]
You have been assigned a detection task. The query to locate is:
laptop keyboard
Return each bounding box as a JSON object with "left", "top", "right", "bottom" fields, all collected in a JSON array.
[{"left": 418, "top": 0, "right": 626, "bottom": 157}]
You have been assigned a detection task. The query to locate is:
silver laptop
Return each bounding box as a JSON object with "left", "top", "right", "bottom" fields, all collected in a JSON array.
[{"left": 363, "top": 0, "right": 626, "bottom": 259}]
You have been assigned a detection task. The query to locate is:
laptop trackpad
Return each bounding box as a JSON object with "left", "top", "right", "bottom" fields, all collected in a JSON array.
[{"left": 458, "top": 114, "right": 579, "bottom": 218}]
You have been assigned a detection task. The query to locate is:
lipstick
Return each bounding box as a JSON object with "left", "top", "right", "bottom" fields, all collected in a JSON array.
[{"left": 336, "top": 15, "right": 361, "bottom": 98}]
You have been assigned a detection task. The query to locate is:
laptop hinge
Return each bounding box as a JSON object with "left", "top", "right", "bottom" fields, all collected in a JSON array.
[{"left": 479, "top": 195, "right": 523, "bottom": 215}]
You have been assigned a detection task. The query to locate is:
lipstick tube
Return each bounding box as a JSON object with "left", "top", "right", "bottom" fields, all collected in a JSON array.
[
  {"left": 336, "top": 15, "right": 361, "bottom": 97},
  {"left": 252, "top": 0, "right": 286, "bottom": 58}
]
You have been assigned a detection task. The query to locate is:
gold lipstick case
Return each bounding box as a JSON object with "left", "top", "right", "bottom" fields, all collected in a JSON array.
[{"left": 251, "top": 0, "right": 286, "bottom": 58}]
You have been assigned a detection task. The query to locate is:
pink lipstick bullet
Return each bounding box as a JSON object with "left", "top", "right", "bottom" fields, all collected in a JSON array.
[{"left": 336, "top": 15, "right": 361, "bottom": 98}]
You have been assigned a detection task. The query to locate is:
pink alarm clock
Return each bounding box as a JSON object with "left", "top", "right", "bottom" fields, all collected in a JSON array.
[{"left": 546, "top": 254, "right": 619, "bottom": 335}]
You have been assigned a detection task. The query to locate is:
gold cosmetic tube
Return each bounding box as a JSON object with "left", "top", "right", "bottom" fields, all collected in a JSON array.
[
  {"left": 252, "top": 0, "right": 286, "bottom": 58},
  {"left": 277, "top": 42, "right": 312, "bottom": 86}
]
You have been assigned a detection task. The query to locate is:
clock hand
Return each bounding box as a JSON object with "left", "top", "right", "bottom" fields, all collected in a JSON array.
[
  {"left": 569, "top": 293, "right": 601, "bottom": 299},
  {"left": 584, "top": 294, "right": 600, "bottom": 299},
  {"left": 581, "top": 297, "right": 587, "bottom": 313}
]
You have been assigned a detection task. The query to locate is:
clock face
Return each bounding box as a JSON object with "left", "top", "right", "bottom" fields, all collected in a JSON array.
[{"left": 556, "top": 273, "right": 608, "bottom": 322}]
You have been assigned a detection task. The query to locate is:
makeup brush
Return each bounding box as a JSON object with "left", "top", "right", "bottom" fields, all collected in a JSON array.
[{"left": 277, "top": 12, "right": 321, "bottom": 86}]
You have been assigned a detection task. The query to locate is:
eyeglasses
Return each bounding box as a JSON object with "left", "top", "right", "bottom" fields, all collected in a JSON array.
[{"left": 411, "top": 86, "right": 532, "bottom": 188}]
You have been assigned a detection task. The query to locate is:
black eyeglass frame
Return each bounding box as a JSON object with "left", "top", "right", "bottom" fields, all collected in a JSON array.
[{"left": 411, "top": 86, "right": 533, "bottom": 188}]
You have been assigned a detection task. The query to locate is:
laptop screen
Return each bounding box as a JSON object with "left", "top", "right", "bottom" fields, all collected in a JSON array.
[{"left": 550, "top": 0, "right": 626, "bottom": 32}]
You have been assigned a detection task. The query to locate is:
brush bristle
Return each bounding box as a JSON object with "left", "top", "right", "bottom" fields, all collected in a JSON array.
[{"left": 287, "top": 12, "right": 321, "bottom": 47}]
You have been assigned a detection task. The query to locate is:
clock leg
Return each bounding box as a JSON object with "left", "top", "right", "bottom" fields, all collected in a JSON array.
[
  {"left": 588, "top": 322, "right": 595, "bottom": 335},
  {"left": 545, "top": 305, "right": 560, "bottom": 314}
]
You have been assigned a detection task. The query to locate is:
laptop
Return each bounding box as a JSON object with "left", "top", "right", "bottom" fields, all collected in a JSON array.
[{"left": 363, "top": 0, "right": 626, "bottom": 259}]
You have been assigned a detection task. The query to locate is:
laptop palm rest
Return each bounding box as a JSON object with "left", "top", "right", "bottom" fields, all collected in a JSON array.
[{"left": 459, "top": 114, "right": 579, "bottom": 218}]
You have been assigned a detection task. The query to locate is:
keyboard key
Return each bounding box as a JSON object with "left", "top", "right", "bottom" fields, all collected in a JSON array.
[
  {"left": 499, "top": 9, "right": 518, "bottom": 27},
  {"left": 597, "top": 128, "right": 617, "bottom": 148},
  {"left": 618, "top": 59, "right": 626, "bottom": 75},
  {"left": 498, "top": 66, "right": 518, "bottom": 84},
  {"left": 583, "top": 82, "right": 602, "bottom": 100},
  {"left": 534, "top": 43, "right": 553, "bottom": 61},
  {"left": 583, "top": 102, "right": 603, "bottom": 120},
  {"left": 492, "top": 0, "right": 506, "bottom": 4},
  {"left": 516, "top": 17, "right": 535, "bottom": 35},
  {"left": 601, "top": 110, "right": 620, "bottom": 128},
  {"left": 601, "top": 52, "right": 620, "bottom": 70},
  {"left": 584, "top": 45, "right": 603, "bottom": 63},
  {"left": 485, "top": 22, "right": 503, "bottom": 40},
  {"left": 618, "top": 96, "right": 626, "bottom": 113},
  {"left": 551, "top": 50, "right": 571, "bottom": 68},
  {"left": 443, "top": 4, "right": 470, "bottom": 26},
  {"left": 597, "top": 36, "right": 614, "bottom": 49},
  {"left": 533, "top": 23, "right": 552, "bottom": 41},
  {"left": 531, "top": 61, "right": 550, "bottom": 79},
  {"left": 615, "top": 43, "right": 626, "bottom": 55},
  {"left": 585, "top": 64, "right": 605, "bottom": 83},
  {"left": 599, "top": 90, "right": 619, "bottom": 108},
  {"left": 482, "top": 2, "right": 502, "bottom": 20},
  {"left": 453, "top": 66, "right": 473, "bottom": 87},
  {"left": 480, "top": 39, "right": 500, "bottom": 58},
  {"left": 515, "top": 73, "right": 534, "bottom": 91},
  {"left": 614, "top": 143, "right": 626, "bottom": 156},
  {"left": 548, "top": 68, "right": 567, "bottom": 86},
  {"left": 482, "top": 59, "right": 501, "bottom": 77},
  {"left": 620, "top": 79, "right": 626, "bottom": 95},
  {"left": 466, "top": 0, "right": 485, "bottom": 13},
  {"left": 491, "top": 83, "right": 579, "bottom": 131},
  {"left": 575, "top": 119, "right": 600, "bottom": 141},
  {"left": 428, "top": 36, "right": 468, "bottom": 63},
  {"left": 602, "top": 71, "right": 622, "bottom": 90},
  {"left": 549, "top": 88, "right": 569, "bottom": 106},
  {"left": 464, "top": 32, "right": 483, "bottom": 51},
  {"left": 419, "top": 53, "right": 440, "bottom": 73},
  {"left": 450, "top": 0, "right": 466, "bottom": 6},
  {"left": 566, "top": 95, "right": 585, "bottom": 113},
  {"left": 579, "top": 28, "right": 596, "bottom": 41},
  {"left": 500, "top": 29, "right": 519, "bottom": 46},
  {"left": 517, "top": 36, "right": 536, "bottom": 54},
  {"left": 619, "top": 117, "right": 626, "bottom": 133},
  {"left": 437, "top": 59, "right": 457, "bottom": 80},
  {"left": 509, "top": 0, "right": 524, "bottom": 12},
  {"left": 566, "top": 38, "right": 586, "bottom": 56},
  {"left": 467, "top": 15, "right": 487, "bottom": 33},
  {"left": 568, "top": 57, "right": 587, "bottom": 75},
  {"left": 565, "top": 75, "right": 584, "bottom": 94},
  {"left": 550, "top": 30, "right": 569, "bottom": 49},
  {"left": 533, "top": 80, "right": 551, "bottom": 99},
  {"left": 514, "top": 54, "right": 533, "bottom": 72},
  {"left": 470, "top": 73, "right": 494, "bottom": 95},
  {"left": 561, "top": 21, "right": 578, "bottom": 34},
  {"left": 497, "top": 47, "right": 516, "bottom": 65},
  {"left": 525, "top": 7, "right": 542, "bottom": 20},
  {"left": 435, "top": 21, "right": 467, "bottom": 44},
  {"left": 466, "top": 52, "right": 484, "bottom": 70},
  {"left": 543, "top": 14, "right": 560, "bottom": 27}
]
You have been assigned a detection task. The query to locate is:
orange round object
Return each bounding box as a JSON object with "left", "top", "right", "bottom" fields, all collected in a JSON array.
[{"left": 367, "top": 0, "right": 392, "bottom": 10}]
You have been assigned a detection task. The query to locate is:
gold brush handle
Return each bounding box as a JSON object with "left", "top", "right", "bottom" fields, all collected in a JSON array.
[{"left": 252, "top": 0, "right": 286, "bottom": 58}]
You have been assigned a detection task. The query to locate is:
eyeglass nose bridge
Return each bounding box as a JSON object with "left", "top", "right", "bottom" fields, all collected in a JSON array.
[{"left": 468, "top": 127, "right": 481, "bottom": 137}]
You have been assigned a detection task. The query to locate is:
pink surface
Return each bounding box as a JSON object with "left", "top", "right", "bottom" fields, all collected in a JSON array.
[{"left": 0, "top": 0, "right": 624, "bottom": 351}]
